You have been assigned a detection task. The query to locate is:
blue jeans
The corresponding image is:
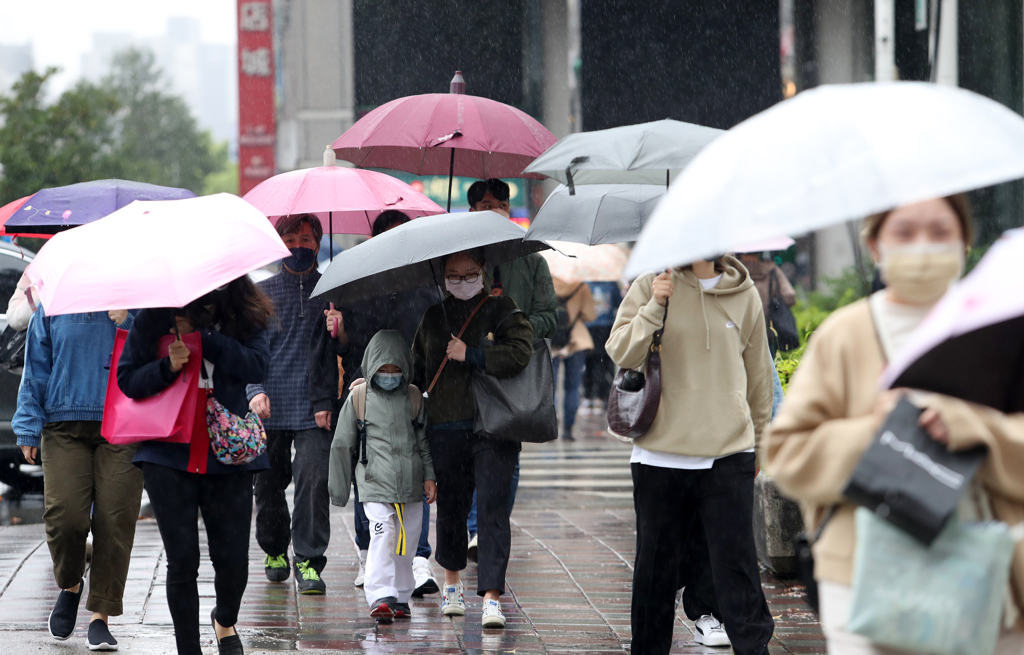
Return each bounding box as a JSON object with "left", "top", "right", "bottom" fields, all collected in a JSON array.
[
  {"left": 771, "top": 361, "right": 783, "bottom": 420},
  {"left": 552, "top": 351, "right": 587, "bottom": 430},
  {"left": 354, "top": 482, "right": 432, "bottom": 559},
  {"left": 467, "top": 453, "right": 520, "bottom": 539}
]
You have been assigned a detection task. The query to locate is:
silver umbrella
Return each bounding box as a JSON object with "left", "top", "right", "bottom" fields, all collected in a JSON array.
[
  {"left": 524, "top": 183, "right": 664, "bottom": 245},
  {"left": 310, "top": 211, "right": 551, "bottom": 305},
  {"left": 522, "top": 119, "right": 723, "bottom": 191}
]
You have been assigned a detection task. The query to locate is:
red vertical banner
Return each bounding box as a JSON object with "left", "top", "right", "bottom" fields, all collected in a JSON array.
[{"left": 238, "top": 0, "right": 275, "bottom": 195}]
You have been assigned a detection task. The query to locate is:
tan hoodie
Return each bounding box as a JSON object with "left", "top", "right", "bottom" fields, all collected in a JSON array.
[
  {"left": 764, "top": 299, "right": 1024, "bottom": 629},
  {"left": 606, "top": 257, "right": 773, "bottom": 458},
  {"left": 552, "top": 277, "right": 596, "bottom": 358}
]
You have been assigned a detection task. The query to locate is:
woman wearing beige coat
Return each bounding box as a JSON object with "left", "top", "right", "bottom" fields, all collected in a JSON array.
[
  {"left": 551, "top": 277, "right": 595, "bottom": 440},
  {"left": 765, "top": 195, "right": 1024, "bottom": 654}
]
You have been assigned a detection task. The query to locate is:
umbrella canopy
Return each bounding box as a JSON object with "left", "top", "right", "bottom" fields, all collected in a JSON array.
[
  {"left": 525, "top": 184, "right": 665, "bottom": 245},
  {"left": 522, "top": 119, "right": 723, "bottom": 188},
  {"left": 332, "top": 73, "right": 557, "bottom": 182},
  {"left": 311, "top": 211, "right": 551, "bottom": 306},
  {"left": 734, "top": 236, "right": 796, "bottom": 253},
  {"left": 541, "top": 242, "right": 628, "bottom": 283},
  {"left": 6, "top": 179, "right": 196, "bottom": 235},
  {"left": 880, "top": 229, "right": 1024, "bottom": 413},
  {"left": 0, "top": 196, "right": 31, "bottom": 236},
  {"left": 242, "top": 165, "right": 445, "bottom": 235},
  {"left": 625, "top": 82, "right": 1024, "bottom": 278},
  {"left": 26, "top": 193, "right": 290, "bottom": 316}
]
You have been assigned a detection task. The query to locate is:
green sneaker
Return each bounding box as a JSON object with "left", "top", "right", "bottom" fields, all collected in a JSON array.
[
  {"left": 295, "top": 560, "right": 326, "bottom": 595},
  {"left": 264, "top": 553, "right": 290, "bottom": 582}
]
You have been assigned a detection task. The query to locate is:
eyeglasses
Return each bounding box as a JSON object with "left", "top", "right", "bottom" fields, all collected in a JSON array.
[{"left": 445, "top": 273, "right": 481, "bottom": 284}]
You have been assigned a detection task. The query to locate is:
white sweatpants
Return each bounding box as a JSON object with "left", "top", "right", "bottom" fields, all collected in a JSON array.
[
  {"left": 362, "top": 501, "right": 423, "bottom": 606},
  {"left": 820, "top": 581, "right": 1024, "bottom": 654}
]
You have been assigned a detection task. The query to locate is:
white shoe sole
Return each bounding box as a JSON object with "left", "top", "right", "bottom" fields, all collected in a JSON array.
[
  {"left": 694, "top": 630, "right": 731, "bottom": 648},
  {"left": 47, "top": 608, "right": 74, "bottom": 641},
  {"left": 442, "top": 604, "right": 466, "bottom": 616},
  {"left": 482, "top": 615, "right": 506, "bottom": 628},
  {"left": 89, "top": 642, "right": 119, "bottom": 651}
]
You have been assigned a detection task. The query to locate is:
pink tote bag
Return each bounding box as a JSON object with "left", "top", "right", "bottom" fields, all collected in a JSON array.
[{"left": 101, "top": 329, "right": 202, "bottom": 445}]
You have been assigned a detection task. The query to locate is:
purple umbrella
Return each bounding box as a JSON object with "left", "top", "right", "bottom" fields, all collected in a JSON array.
[{"left": 5, "top": 179, "right": 196, "bottom": 235}]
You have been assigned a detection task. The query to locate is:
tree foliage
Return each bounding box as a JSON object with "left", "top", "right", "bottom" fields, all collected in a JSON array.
[{"left": 0, "top": 47, "right": 229, "bottom": 206}]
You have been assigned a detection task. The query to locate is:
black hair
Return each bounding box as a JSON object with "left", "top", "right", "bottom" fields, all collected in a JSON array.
[
  {"left": 371, "top": 210, "right": 412, "bottom": 237},
  {"left": 442, "top": 248, "right": 487, "bottom": 271},
  {"left": 178, "top": 276, "right": 275, "bottom": 341},
  {"left": 275, "top": 213, "right": 324, "bottom": 243},
  {"left": 466, "top": 178, "right": 510, "bottom": 208}
]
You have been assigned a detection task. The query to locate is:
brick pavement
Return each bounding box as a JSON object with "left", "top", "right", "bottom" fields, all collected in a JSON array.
[{"left": 0, "top": 418, "right": 825, "bottom": 654}]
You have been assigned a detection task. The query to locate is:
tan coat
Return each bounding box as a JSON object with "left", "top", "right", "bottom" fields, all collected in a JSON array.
[
  {"left": 606, "top": 257, "right": 773, "bottom": 458},
  {"left": 552, "top": 278, "right": 596, "bottom": 358},
  {"left": 764, "top": 299, "right": 1024, "bottom": 629}
]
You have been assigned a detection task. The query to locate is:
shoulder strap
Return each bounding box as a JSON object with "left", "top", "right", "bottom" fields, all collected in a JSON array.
[
  {"left": 425, "top": 293, "right": 491, "bottom": 396},
  {"left": 407, "top": 384, "right": 422, "bottom": 418},
  {"left": 351, "top": 382, "right": 367, "bottom": 422},
  {"left": 769, "top": 268, "right": 780, "bottom": 299}
]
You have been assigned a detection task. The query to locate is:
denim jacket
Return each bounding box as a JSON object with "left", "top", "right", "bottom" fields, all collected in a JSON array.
[{"left": 14, "top": 308, "right": 134, "bottom": 448}]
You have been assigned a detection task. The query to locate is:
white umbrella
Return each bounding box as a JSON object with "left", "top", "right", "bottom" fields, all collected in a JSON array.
[
  {"left": 625, "top": 82, "right": 1024, "bottom": 278},
  {"left": 522, "top": 119, "right": 723, "bottom": 188},
  {"left": 524, "top": 184, "right": 665, "bottom": 245}
]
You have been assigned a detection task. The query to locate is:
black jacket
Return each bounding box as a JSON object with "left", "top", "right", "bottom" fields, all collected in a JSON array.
[{"left": 117, "top": 308, "right": 271, "bottom": 474}]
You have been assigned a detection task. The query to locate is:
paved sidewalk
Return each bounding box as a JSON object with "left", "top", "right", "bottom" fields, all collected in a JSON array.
[{"left": 0, "top": 420, "right": 825, "bottom": 654}]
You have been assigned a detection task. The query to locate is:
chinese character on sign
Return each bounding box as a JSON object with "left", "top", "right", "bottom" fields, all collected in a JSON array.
[
  {"left": 241, "top": 48, "right": 272, "bottom": 77},
  {"left": 240, "top": 3, "right": 270, "bottom": 31}
]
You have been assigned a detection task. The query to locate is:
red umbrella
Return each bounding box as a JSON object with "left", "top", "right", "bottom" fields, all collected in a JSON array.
[
  {"left": 0, "top": 196, "right": 31, "bottom": 237},
  {"left": 332, "top": 71, "right": 557, "bottom": 210}
]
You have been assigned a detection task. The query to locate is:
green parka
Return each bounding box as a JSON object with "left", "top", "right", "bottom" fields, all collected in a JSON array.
[{"left": 328, "top": 330, "right": 435, "bottom": 507}]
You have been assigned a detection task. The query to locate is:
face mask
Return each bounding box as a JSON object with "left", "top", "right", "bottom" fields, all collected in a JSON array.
[
  {"left": 878, "top": 242, "right": 964, "bottom": 305},
  {"left": 445, "top": 277, "right": 485, "bottom": 301},
  {"left": 283, "top": 247, "right": 317, "bottom": 272},
  {"left": 373, "top": 372, "right": 403, "bottom": 391}
]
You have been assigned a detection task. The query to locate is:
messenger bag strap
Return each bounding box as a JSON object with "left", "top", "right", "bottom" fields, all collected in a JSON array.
[{"left": 425, "top": 293, "right": 491, "bottom": 395}]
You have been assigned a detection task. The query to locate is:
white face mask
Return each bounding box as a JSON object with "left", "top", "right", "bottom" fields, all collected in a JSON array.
[
  {"left": 445, "top": 277, "right": 485, "bottom": 301},
  {"left": 877, "top": 241, "right": 965, "bottom": 305}
]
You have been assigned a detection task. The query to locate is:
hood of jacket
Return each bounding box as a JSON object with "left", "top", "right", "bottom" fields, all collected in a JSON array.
[
  {"left": 677, "top": 256, "right": 754, "bottom": 295},
  {"left": 362, "top": 329, "right": 413, "bottom": 392}
]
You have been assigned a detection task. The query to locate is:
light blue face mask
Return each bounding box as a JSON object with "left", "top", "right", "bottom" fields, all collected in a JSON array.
[{"left": 374, "top": 372, "right": 403, "bottom": 391}]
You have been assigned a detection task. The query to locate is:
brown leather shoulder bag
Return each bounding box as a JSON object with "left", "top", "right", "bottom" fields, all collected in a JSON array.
[{"left": 606, "top": 302, "right": 667, "bottom": 439}]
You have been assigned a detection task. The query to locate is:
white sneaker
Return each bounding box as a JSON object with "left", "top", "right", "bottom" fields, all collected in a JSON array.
[
  {"left": 467, "top": 533, "right": 479, "bottom": 563},
  {"left": 674, "top": 588, "right": 683, "bottom": 612},
  {"left": 577, "top": 399, "right": 593, "bottom": 416},
  {"left": 441, "top": 583, "right": 466, "bottom": 616},
  {"left": 412, "top": 556, "right": 439, "bottom": 596},
  {"left": 481, "top": 598, "right": 506, "bottom": 628},
  {"left": 354, "top": 550, "right": 367, "bottom": 588},
  {"left": 694, "top": 614, "right": 731, "bottom": 647}
]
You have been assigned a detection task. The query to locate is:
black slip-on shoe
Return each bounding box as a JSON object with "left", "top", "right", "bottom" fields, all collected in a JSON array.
[
  {"left": 211, "top": 607, "right": 244, "bottom": 655},
  {"left": 87, "top": 619, "right": 118, "bottom": 651},
  {"left": 48, "top": 580, "right": 84, "bottom": 640}
]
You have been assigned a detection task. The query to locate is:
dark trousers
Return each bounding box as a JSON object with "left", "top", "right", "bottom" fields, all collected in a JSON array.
[
  {"left": 428, "top": 428, "right": 520, "bottom": 596},
  {"left": 254, "top": 428, "right": 331, "bottom": 572},
  {"left": 143, "top": 463, "right": 254, "bottom": 655},
  {"left": 582, "top": 325, "right": 613, "bottom": 401},
  {"left": 677, "top": 515, "right": 722, "bottom": 621},
  {"left": 630, "top": 454, "right": 773, "bottom": 655},
  {"left": 552, "top": 351, "right": 587, "bottom": 430},
  {"left": 353, "top": 457, "right": 432, "bottom": 559}
]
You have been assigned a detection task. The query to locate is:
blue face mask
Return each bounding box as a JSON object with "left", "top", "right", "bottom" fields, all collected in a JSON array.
[
  {"left": 373, "top": 372, "right": 403, "bottom": 391},
  {"left": 283, "top": 247, "right": 317, "bottom": 272}
]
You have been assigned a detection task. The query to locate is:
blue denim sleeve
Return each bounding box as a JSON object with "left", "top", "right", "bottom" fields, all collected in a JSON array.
[{"left": 13, "top": 309, "right": 51, "bottom": 446}]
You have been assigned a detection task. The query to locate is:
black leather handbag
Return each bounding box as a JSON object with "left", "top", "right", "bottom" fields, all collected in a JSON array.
[
  {"left": 472, "top": 333, "right": 557, "bottom": 443},
  {"left": 767, "top": 269, "right": 800, "bottom": 353},
  {"left": 606, "top": 303, "right": 667, "bottom": 440},
  {"left": 0, "top": 325, "right": 26, "bottom": 372}
]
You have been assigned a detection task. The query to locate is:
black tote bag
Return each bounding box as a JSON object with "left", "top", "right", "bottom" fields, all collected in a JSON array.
[
  {"left": 843, "top": 397, "right": 987, "bottom": 545},
  {"left": 767, "top": 269, "right": 800, "bottom": 353},
  {"left": 472, "top": 337, "right": 558, "bottom": 443}
]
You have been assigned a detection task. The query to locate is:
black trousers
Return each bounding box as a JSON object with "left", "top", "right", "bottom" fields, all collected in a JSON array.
[
  {"left": 428, "top": 428, "right": 520, "bottom": 596},
  {"left": 254, "top": 428, "right": 331, "bottom": 572},
  {"left": 677, "top": 514, "right": 722, "bottom": 621},
  {"left": 582, "top": 325, "right": 614, "bottom": 400},
  {"left": 630, "top": 454, "right": 774, "bottom": 655},
  {"left": 143, "top": 463, "right": 254, "bottom": 655}
]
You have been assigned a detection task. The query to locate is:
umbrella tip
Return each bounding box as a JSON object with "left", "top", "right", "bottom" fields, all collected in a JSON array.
[
  {"left": 323, "top": 146, "right": 336, "bottom": 167},
  {"left": 450, "top": 71, "right": 465, "bottom": 94}
]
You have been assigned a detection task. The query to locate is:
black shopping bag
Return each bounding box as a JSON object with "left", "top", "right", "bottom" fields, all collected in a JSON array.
[{"left": 843, "top": 397, "right": 986, "bottom": 545}]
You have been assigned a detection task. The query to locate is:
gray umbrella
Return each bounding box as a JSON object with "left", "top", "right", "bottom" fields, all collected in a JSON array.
[
  {"left": 522, "top": 119, "right": 723, "bottom": 191},
  {"left": 310, "top": 211, "right": 551, "bottom": 305},
  {"left": 524, "top": 184, "right": 665, "bottom": 245}
]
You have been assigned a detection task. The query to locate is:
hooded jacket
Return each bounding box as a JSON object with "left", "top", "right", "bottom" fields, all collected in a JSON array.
[
  {"left": 328, "top": 330, "right": 435, "bottom": 506},
  {"left": 606, "top": 256, "right": 773, "bottom": 458}
]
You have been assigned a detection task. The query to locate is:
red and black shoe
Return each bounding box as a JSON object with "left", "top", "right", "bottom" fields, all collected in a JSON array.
[
  {"left": 370, "top": 597, "right": 396, "bottom": 623},
  {"left": 393, "top": 602, "right": 411, "bottom": 619}
]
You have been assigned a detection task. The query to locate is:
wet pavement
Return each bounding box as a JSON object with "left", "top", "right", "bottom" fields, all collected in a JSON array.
[{"left": 0, "top": 414, "right": 826, "bottom": 653}]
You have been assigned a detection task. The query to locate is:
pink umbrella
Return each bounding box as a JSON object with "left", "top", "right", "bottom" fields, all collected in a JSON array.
[
  {"left": 880, "top": 228, "right": 1024, "bottom": 413},
  {"left": 26, "top": 193, "right": 291, "bottom": 316},
  {"left": 542, "top": 241, "right": 628, "bottom": 283},
  {"left": 242, "top": 158, "right": 445, "bottom": 238},
  {"left": 332, "top": 71, "right": 558, "bottom": 210}
]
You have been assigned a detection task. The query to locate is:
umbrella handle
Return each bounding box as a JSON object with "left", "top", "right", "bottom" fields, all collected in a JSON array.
[{"left": 330, "top": 302, "right": 338, "bottom": 338}]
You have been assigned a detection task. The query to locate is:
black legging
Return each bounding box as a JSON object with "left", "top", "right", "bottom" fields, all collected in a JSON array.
[{"left": 143, "top": 463, "right": 254, "bottom": 655}]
